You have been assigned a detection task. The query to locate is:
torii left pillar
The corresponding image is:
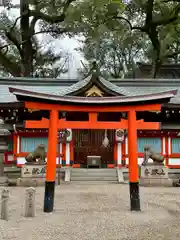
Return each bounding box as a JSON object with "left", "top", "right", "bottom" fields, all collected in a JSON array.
[
  {"left": 44, "top": 110, "right": 58, "bottom": 213},
  {"left": 128, "top": 110, "right": 140, "bottom": 211}
]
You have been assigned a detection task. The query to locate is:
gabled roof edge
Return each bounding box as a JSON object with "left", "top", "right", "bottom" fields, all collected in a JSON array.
[{"left": 9, "top": 87, "right": 177, "bottom": 105}]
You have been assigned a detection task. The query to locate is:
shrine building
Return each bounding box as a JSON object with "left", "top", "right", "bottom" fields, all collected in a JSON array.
[{"left": 2, "top": 63, "right": 180, "bottom": 169}]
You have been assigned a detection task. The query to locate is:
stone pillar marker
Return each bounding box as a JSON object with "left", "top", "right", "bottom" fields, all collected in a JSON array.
[
  {"left": 25, "top": 187, "right": 36, "bottom": 217},
  {"left": 1, "top": 188, "right": 10, "bottom": 221}
]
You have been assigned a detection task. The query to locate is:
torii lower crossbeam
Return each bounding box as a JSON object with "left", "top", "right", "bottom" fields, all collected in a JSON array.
[{"left": 26, "top": 118, "right": 160, "bottom": 130}]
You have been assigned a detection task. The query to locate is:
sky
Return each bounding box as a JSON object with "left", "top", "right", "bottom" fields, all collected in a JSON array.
[{"left": 0, "top": 0, "right": 84, "bottom": 78}]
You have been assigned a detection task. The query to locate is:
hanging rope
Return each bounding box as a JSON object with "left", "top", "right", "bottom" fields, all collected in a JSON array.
[{"left": 101, "top": 129, "right": 109, "bottom": 148}]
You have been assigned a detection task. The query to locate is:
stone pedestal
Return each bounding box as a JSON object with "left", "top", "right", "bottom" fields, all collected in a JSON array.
[
  {"left": 17, "top": 164, "right": 46, "bottom": 186},
  {"left": 140, "top": 164, "right": 172, "bottom": 187},
  {"left": 17, "top": 177, "right": 45, "bottom": 186},
  {"left": 21, "top": 164, "right": 46, "bottom": 178},
  {"left": 17, "top": 164, "right": 65, "bottom": 186}
]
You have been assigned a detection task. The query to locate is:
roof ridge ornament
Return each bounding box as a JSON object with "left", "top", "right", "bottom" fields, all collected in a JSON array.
[
  {"left": 89, "top": 60, "right": 102, "bottom": 86},
  {"left": 91, "top": 60, "right": 97, "bottom": 72},
  {"left": 90, "top": 60, "right": 100, "bottom": 76}
]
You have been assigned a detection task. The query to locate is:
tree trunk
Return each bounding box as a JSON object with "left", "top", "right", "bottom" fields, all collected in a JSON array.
[
  {"left": 20, "top": 0, "right": 34, "bottom": 77},
  {"left": 151, "top": 56, "right": 160, "bottom": 79}
]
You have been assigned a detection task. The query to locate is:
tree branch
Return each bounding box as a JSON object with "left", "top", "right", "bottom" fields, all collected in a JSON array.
[
  {"left": 145, "top": 0, "right": 154, "bottom": 26},
  {"left": 9, "top": 16, "right": 21, "bottom": 32},
  {"left": 163, "top": 0, "right": 180, "bottom": 2},
  {"left": 5, "top": 31, "right": 23, "bottom": 57},
  {"left": 0, "top": 28, "right": 68, "bottom": 52},
  {"left": 29, "top": 17, "right": 38, "bottom": 36},
  {"left": 165, "top": 49, "right": 180, "bottom": 59},
  {"left": 29, "top": 10, "right": 65, "bottom": 23},
  {"left": 29, "top": 0, "right": 75, "bottom": 23},
  {"left": 114, "top": 16, "right": 146, "bottom": 31},
  {"left": 0, "top": 51, "right": 21, "bottom": 76},
  {"left": 33, "top": 28, "right": 69, "bottom": 36},
  {"left": 0, "top": 44, "right": 8, "bottom": 50},
  {"left": 153, "top": 4, "right": 180, "bottom": 26}
]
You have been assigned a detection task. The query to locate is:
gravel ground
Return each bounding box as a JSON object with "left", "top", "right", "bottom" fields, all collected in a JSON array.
[{"left": 0, "top": 184, "right": 180, "bottom": 240}]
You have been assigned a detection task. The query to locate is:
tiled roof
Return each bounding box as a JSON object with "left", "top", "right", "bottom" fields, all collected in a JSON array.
[
  {"left": 113, "top": 80, "right": 180, "bottom": 104},
  {"left": 0, "top": 77, "right": 77, "bottom": 86},
  {"left": 58, "top": 75, "right": 92, "bottom": 95},
  {"left": 0, "top": 76, "right": 78, "bottom": 102},
  {"left": 9, "top": 87, "right": 176, "bottom": 105},
  {"left": 0, "top": 85, "right": 68, "bottom": 103},
  {"left": 126, "top": 63, "right": 180, "bottom": 79},
  {"left": 1, "top": 75, "right": 180, "bottom": 105},
  {"left": 0, "top": 75, "right": 93, "bottom": 103},
  {"left": 60, "top": 75, "right": 134, "bottom": 96},
  {"left": 122, "top": 87, "right": 179, "bottom": 104},
  {"left": 99, "top": 77, "right": 132, "bottom": 96}
]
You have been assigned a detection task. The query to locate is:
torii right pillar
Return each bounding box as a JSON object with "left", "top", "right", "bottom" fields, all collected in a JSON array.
[{"left": 128, "top": 110, "right": 140, "bottom": 211}]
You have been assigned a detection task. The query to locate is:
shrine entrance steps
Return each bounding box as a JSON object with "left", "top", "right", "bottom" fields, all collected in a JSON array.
[{"left": 70, "top": 168, "right": 118, "bottom": 184}]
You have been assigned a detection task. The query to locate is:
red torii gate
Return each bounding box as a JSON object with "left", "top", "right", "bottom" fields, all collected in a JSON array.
[{"left": 9, "top": 87, "right": 176, "bottom": 213}]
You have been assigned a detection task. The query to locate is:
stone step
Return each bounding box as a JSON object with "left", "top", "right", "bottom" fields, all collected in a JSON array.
[
  {"left": 71, "top": 168, "right": 118, "bottom": 182},
  {"left": 71, "top": 169, "right": 116, "bottom": 172},
  {"left": 70, "top": 181, "right": 118, "bottom": 185},
  {"left": 0, "top": 176, "right": 8, "bottom": 184},
  {"left": 140, "top": 177, "right": 173, "bottom": 187},
  {"left": 4, "top": 166, "right": 21, "bottom": 173},
  {"left": 6, "top": 174, "right": 21, "bottom": 178},
  {"left": 7, "top": 179, "right": 17, "bottom": 186},
  {"left": 71, "top": 169, "right": 116, "bottom": 175},
  {"left": 71, "top": 172, "right": 117, "bottom": 177},
  {"left": 71, "top": 176, "right": 118, "bottom": 181},
  {"left": 0, "top": 183, "right": 8, "bottom": 186}
]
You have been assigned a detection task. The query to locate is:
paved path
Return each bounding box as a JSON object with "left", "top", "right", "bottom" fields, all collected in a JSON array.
[{"left": 0, "top": 184, "right": 180, "bottom": 240}]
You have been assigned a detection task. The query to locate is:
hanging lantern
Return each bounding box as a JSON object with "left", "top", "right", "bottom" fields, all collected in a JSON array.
[
  {"left": 102, "top": 129, "right": 109, "bottom": 148},
  {"left": 58, "top": 130, "right": 66, "bottom": 143},
  {"left": 115, "top": 129, "right": 125, "bottom": 142}
]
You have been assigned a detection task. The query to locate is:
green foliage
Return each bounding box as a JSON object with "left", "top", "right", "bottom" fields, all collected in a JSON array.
[
  {"left": 0, "top": 0, "right": 74, "bottom": 77},
  {"left": 2, "top": 0, "right": 180, "bottom": 78},
  {"left": 0, "top": 12, "right": 68, "bottom": 77},
  {"left": 71, "top": 0, "right": 180, "bottom": 78},
  {"left": 77, "top": 29, "right": 147, "bottom": 78}
]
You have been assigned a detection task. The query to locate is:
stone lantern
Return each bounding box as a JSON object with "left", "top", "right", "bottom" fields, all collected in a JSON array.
[{"left": 0, "top": 119, "right": 10, "bottom": 179}]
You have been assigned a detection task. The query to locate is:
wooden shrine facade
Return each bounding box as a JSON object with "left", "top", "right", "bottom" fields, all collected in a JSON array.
[
  {"left": 5, "top": 129, "right": 180, "bottom": 169},
  {"left": 4, "top": 85, "right": 176, "bottom": 169}
]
